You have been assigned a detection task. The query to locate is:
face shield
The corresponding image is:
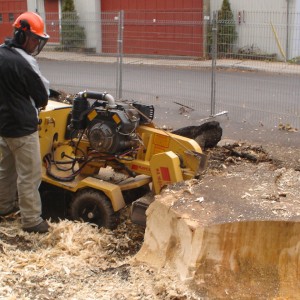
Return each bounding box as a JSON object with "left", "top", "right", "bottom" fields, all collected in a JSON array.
[{"left": 25, "top": 30, "right": 49, "bottom": 56}]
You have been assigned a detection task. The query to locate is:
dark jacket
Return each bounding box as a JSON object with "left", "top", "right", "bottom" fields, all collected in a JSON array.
[{"left": 0, "top": 44, "right": 48, "bottom": 137}]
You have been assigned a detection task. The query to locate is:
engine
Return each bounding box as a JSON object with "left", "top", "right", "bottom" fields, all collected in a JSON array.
[{"left": 69, "top": 91, "right": 154, "bottom": 154}]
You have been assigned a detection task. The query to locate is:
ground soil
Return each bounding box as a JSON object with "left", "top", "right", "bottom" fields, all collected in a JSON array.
[{"left": 0, "top": 96, "right": 299, "bottom": 299}]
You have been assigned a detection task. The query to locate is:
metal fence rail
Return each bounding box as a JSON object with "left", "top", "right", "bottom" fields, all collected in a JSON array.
[
  {"left": 1, "top": 10, "right": 299, "bottom": 129},
  {"left": 209, "top": 10, "right": 300, "bottom": 129}
]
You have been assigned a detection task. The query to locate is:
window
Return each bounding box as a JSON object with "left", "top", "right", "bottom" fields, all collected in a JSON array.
[
  {"left": 0, "top": 14, "right": 2, "bottom": 23},
  {"left": 9, "top": 13, "right": 14, "bottom": 23}
]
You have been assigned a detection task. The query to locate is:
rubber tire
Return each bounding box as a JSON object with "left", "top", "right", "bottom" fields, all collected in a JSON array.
[{"left": 71, "top": 189, "right": 118, "bottom": 229}]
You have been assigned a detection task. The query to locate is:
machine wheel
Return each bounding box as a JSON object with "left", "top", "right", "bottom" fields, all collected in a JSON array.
[{"left": 71, "top": 189, "right": 119, "bottom": 229}]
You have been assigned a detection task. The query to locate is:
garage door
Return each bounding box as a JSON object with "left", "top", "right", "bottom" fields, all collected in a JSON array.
[{"left": 101, "top": 0, "right": 204, "bottom": 57}]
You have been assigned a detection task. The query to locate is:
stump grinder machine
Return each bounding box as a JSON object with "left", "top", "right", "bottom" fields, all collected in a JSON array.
[{"left": 39, "top": 91, "right": 222, "bottom": 228}]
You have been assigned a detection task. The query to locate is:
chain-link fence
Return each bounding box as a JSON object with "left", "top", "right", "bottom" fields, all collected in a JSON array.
[{"left": 1, "top": 10, "right": 299, "bottom": 129}]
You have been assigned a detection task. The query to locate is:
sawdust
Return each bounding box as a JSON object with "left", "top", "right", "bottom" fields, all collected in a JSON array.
[
  {"left": 0, "top": 212, "right": 201, "bottom": 300},
  {"left": 165, "top": 142, "right": 300, "bottom": 225},
  {"left": 0, "top": 142, "right": 299, "bottom": 299}
]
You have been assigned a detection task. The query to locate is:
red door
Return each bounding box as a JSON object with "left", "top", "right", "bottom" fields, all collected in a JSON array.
[
  {"left": 101, "top": 0, "right": 204, "bottom": 57},
  {"left": 44, "top": 0, "right": 60, "bottom": 43}
]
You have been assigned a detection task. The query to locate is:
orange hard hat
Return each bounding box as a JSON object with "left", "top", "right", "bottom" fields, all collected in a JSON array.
[{"left": 13, "top": 12, "right": 49, "bottom": 40}]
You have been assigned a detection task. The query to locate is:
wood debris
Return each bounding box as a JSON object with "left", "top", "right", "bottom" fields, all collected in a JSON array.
[
  {"left": 0, "top": 215, "right": 200, "bottom": 299},
  {"left": 0, "top": 141, "right": 298, "bottom": 299}
]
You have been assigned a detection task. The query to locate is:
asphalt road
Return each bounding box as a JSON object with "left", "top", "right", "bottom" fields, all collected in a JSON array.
[
  {"left": 39, "top": 59, "right": 299, "bottom": 105},
  {"left": 39, "top": 60, "right": 300, "bottom": 147}
]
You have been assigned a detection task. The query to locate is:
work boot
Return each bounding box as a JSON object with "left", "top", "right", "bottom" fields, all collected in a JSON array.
[{"left": 23, "top": 220, "right": 49, "bottom": 234}]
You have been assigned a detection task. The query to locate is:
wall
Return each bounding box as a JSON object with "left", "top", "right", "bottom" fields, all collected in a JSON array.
[
  {"left": 74, "top": 0, "right": 101, "bottom": 50},
  {"left": 210, "top": 0, "right": 294, "bottom": 12},
  {"left": 210, "top": 0, "right": 300, "bottom": 60},
  {"left": 0, "top": 0, "right": 27, "bottom": 40},
  {"left": 27, "top": 0, "right": 45, "bottom": 13}
]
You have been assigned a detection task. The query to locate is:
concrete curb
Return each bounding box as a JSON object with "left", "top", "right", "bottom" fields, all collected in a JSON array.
[{"left": 38, "top": 51, "right": 300, "bottom": 75}]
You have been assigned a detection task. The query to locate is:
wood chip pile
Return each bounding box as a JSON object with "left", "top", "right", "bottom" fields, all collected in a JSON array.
[{"left": 0, "top": 216, "right": 200, "bottom": 300}]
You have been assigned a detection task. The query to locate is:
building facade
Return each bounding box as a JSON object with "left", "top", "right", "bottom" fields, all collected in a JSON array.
[
  {"left": 0, "top": 0, "right": 299, "bottom": 59},
  {"left": 0, "top": 0, "right": 205, "bottom": 56},
  {"left": 210, "top": 0, "right": 300, "bottom": 59}
]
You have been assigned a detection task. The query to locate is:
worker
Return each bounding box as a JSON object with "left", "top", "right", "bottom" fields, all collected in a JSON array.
[{"left": 0, "top": 12, "right": 50, "bottom": 233}]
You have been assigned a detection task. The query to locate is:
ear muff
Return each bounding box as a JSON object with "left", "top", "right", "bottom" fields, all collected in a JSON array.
[
  {"left": 14, "top": 29, "right": 25, "bottom": 45},
  {"left": 14, "top": 19, "right": 30, "bottom": 45}
]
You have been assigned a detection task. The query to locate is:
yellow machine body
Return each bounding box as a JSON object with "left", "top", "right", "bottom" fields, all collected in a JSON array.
[{"left": 38, "top": 100, "right": 207, "bottom": 215}]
